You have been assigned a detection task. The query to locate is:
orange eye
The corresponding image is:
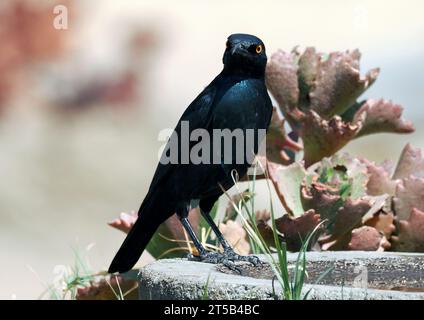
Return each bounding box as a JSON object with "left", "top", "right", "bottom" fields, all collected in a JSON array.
[{"left": 255, "top": 45, "right": 263, "bottom": 54}]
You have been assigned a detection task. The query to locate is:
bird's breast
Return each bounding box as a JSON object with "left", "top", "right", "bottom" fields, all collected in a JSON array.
[{"left": 212, "top": 79, "right": 269, "bottom": 130}]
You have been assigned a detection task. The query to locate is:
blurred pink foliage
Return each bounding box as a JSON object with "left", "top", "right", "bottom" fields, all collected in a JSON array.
[
  {"left": 0, "top": 0, "right": 159, "bottom": 114},
  {"left": 0, "top": 0, "right": 68, "bottom": 109}
]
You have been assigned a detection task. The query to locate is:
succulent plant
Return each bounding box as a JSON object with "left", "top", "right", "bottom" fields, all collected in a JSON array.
[
  {"left": 365, "top": 144, "right": 424, "bottom": 252},
  {"left": 264, "top": 153, "right": 388, "bottom": 251},
  {"left": 265, "top": 47, "right": 414, "bottom": 166},
  {"left": 260, "top": 143, "right": 424, "bottom": 254}
]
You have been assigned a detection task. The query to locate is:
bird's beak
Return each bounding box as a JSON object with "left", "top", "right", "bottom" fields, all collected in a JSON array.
[{"left": 230, "top": 43, "right": 243, "bottom": 56}]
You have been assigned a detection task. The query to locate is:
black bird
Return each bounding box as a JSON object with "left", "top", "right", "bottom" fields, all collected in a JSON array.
[{"left": 109, "top": 34, "right": 273, "bottom": 273}]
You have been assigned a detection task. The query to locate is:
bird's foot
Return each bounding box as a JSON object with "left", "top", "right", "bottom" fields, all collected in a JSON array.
[
  {"left": 187, "top": 249, "right": 262, "bottom": 273},
  {"left": 223, "top": 248, "right": 263, "bottom": 267}
]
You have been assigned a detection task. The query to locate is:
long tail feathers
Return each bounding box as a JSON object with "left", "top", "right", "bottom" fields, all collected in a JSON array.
[{"left": 108, "top": 193, "right": 173, "bottom": 274}]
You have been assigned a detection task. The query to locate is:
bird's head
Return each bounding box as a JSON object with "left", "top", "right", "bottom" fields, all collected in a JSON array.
[{"left": 222, "top": 33, "right": 267, "bottom": 77}]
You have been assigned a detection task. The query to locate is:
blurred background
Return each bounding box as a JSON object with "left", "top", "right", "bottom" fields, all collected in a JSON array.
[{"left": 0, "top": 0, "right": 423, "bottom": 299}]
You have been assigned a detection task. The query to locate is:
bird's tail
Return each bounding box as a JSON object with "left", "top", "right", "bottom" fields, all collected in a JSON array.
[{"left": 108, "top": 192, "right": 174, "bottom": 273}]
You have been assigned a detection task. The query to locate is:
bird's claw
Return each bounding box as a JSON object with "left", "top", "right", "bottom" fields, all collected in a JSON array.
[
  {"left": 223, "top": 249, "right": 263, "bottom": 267},
  {"left": 187, "top": 250, "right": 262, "bottom": 273}
]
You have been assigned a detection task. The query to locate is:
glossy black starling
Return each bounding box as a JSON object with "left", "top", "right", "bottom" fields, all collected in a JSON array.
[{"left": 109, "top": 33, "right": 273, "bottom": 273}]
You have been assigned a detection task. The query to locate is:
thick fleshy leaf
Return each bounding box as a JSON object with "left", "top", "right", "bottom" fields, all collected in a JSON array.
[
  {"left": 108, "top": 211, "right": 138, "bottom": 234},
  {"left": 361, "top": 194, "right": 389, "bottom": 222},
  {"left": 329, "top": 153, "right": 369, "bottom": 199},
  {"left": 255, "top": 209, "right": 271, "bottom": 222},
  {"left": 300, "top": 111, "right": 361, "bottom": 166},
  {"left": 348, "top": 226, "right": 389, "bottom": 251},
  {"left": 265, "top": 107, "right": 302, "bottom": 165},
  {"left": 267, "top": 161, "right": 306, "bottom": 216},
  {"left": 393, "top": 144, "right": 424, "bottom": 179},
  {"left": 354, "top": 99, "right": 414, "bottom": 137},
  {"left": 331, "top": 198, "right": 371, "bottom": 236},
  {"left": 254, "top": 210, "right": 275, "bottom": 247},
  {"left": 393, "top": 177, "right": 424, "bottom": 220},
  {"left": 309, "top": 50, "right": 379, "bottom": 119},
  {"left": 362, "top": 159, "right": 397, "bottom": 196},
  {"left": 275, "top": 210, "right": 321, "bottom": 251},
  {"left": 391, "top": 208, "right": 424, "bottom": 252},
  {"left": 301, "top": 182, "right": 341, "bottom": 222},
  {"left": 319, "top": 198, "right": 371, "bottom": 250},
  {"left": 256, "top": 219, "right": 276, "bottom": 247},
  {"left": 219, "top": 220, "right": 250, "bottom": 255},
  {"left": 364, "top": 211, "right": 396, "bottom": 239},
  {"left": 319, "top": 233, "right": 351, "bottom": 251},
  {"left": 265, "top": 50, "right": 299, "bottom": 112},
  {"left": 297, "top": 47, "right": 319, "bottom": 108}
]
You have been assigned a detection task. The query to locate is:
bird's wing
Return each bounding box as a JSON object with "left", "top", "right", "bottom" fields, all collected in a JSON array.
[{"left": 147, "top": 84, "right": 218, "bottom": 193}]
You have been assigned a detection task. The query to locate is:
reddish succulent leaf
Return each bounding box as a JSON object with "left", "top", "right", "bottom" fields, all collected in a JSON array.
[
  {"left": 309, "top": 50, "right": 379, "bottom": 119},
  {"left": 391, "top": 208, "right": 424, "bottom": 252},
  {"left": 354, "top": 99, "right": 414, "bottom": 138},
  {"left": 254, "top": 210, "right": 274, "bottom": 247},
  {"left": 361, "top": 194, "right": 388, "bottom": 222},
  {"left": 297, "top": 47, "right": 319, "bottom": 108},
  {"left": 76, "top": 276, "right": 138, "bottom": 300},
  {"left": 255, "top": 210, "right": 271, "bottom": 222},
  {"left": 275, "top": 210, "right": 321, "bottom": 251},
  {"left": 319, "top": 233, "right": 351, "bottom": 251},
  {"left": 108, "top": 211, "right": 138, "bottom": 234},
  {"left": 393, "top": 144, "right": 424, "bottom": 179},
  {"left": 362, "top": 159, "right": 397, "bottom": 196},
  {"left": 393, "top": 177, "right": 424, "bottom": 220},
  {"left": 300, "top": 111, "right": 361, "bottom": 166},
  {"left": 348, "top": 226, "right": 389, "bottom": 251},
  {"left": 266, "top": 107, "right": 302, "bottom": 165},
  {"left": 364, "top": 211, "right": 396, "bottom": 239},
  {"left": 331, "top": 198, "right": 371, "bottom": 237},
  {"left": 256, "top": 219, "right": 276, "bottom": 247},
  {"left": 319, "top": 198, "right": 371, "bottom": 250},
  {"left": 219, "top": 220, "right": 250, "bottom": 255},
  {"left": 301, "top": 182, "right": 341, "bottom": 222},
  {"left": 265, "top": 50, "right": 299, "bottom": 111}
]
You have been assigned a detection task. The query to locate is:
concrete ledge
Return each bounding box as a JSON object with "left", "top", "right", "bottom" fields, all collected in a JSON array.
[{"left": 138, "top": 252, "right": 424, "bottom": 300}]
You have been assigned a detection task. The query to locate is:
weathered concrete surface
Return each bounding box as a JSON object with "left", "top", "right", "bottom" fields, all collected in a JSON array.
[{"left": 138, "top": 252, "right": 424, "bottom": 300}]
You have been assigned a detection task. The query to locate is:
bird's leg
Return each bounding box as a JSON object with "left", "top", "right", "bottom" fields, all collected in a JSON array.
[
  {"left": 179, "top": 216, "right": 207, "bottom": 256},
  {"left": 177, "top": 204, "right": 242, "bottom": 273},
  {"left": 200, "top": 209, "right": 262, "bottom": 268}
]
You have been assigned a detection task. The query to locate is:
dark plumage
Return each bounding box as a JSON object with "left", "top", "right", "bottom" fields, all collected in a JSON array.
[{"left": 109, "top": 33, "right": 273, "bottom": 273}]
